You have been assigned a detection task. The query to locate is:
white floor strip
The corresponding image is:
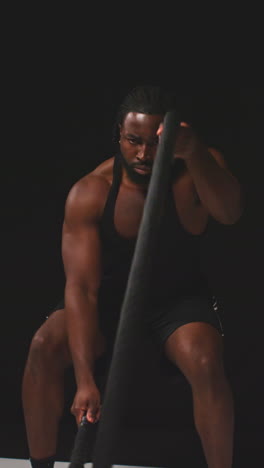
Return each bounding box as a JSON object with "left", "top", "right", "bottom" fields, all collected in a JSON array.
[{"left": 0, "top": 459, "right": 162, "bottom": 468}]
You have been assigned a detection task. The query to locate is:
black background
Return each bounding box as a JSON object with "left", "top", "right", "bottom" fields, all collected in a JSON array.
[{"left": 1, "top": 19, "right": 264, "bottom": 467}]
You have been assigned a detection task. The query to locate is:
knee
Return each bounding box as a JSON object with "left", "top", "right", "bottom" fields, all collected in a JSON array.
[
  {"left": 185, "top": 351, "right": 225, "bottom": 388},
  {"left": 27, "top": 330, "right": 61, "bottom": 372}
]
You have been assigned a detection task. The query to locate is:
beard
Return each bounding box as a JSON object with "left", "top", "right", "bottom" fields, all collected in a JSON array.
[
  {"left": 119, "top": 152, "right": 152, "bottom": 185},
  {"left": 119, "top": 153, "right": 186, "bottom": 186}
]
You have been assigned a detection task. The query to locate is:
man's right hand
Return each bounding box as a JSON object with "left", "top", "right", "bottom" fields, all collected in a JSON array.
[{"left": 71, "top": 381, "right": 101, "bottom": 425}]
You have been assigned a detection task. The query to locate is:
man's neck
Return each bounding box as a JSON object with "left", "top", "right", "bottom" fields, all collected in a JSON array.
[{"left": 121, "top": 168, "right": 149, "bottom": 193}]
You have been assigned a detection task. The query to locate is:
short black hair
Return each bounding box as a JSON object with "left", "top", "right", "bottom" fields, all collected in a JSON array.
[{"left": 113, "top": 85, "right": 178, "bottom": 142}]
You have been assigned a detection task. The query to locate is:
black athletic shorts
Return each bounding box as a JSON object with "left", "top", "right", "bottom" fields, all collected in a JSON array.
[
  {"left": 49, "top": 289, "right": 224, "bottom": 350},
  {"left": 146, "top": 292, "right": 224, "bottom": 349}
]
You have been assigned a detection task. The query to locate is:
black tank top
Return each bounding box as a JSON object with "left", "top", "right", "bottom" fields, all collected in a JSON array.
[{"left": 98, "top": 153, "right": 209, "bottom": 309}]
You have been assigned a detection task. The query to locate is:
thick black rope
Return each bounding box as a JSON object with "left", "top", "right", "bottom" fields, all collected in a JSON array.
[
  {"left": 68, "top": 415, "right": 92, "bottom": 468},
  {"left": 68, "top": 110, "right": 180, "bottom": 468}
]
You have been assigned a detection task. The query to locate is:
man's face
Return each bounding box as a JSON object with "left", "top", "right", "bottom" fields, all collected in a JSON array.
[{"left": 119, "top": 112, "right": 164, "bottom": 185}]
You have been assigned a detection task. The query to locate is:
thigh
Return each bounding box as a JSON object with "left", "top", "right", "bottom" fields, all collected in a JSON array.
[
  {"left": 149, "top": 293, "right": 224, "bottom": 350},
  {"left": 32, "top": 308, "right": 72, "bottom": 367}
]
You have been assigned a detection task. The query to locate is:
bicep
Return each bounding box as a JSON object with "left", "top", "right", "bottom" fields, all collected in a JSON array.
[
  {"left": 61, "top": 177, "right": 107, "bottom": 294},
  {"left": 62, "top": 221, "right": 102, "bottom": 294}
]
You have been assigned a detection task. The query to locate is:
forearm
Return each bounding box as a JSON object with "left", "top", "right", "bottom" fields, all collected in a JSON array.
[
  {"left": 65, "top": 284, "right": 100, "bottom": 386},
  {"left": 185, "top": 147, "right": 243, "bottom": 224}
]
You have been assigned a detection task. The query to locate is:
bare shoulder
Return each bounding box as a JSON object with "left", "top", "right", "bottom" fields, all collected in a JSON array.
[
  {"left": 65, "top": 157, "right": 115, "bottom": 223},
  {"left": 92, "top": 156, "right": 115, "bottom": 181}
]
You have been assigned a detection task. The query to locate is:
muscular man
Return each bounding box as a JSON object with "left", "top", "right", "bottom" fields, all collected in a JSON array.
[{"left": 22, "top": 86, "right": 243, "bottom": 468}]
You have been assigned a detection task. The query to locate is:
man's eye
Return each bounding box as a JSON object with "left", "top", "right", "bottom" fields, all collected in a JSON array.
[{"left": 128, "top": 138, "right": 139, "bottom": 145}]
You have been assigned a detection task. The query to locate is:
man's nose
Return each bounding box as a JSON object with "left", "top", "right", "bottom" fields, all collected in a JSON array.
[{"left": 136, "top": 144, "right": 152, "bottom": 161}]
